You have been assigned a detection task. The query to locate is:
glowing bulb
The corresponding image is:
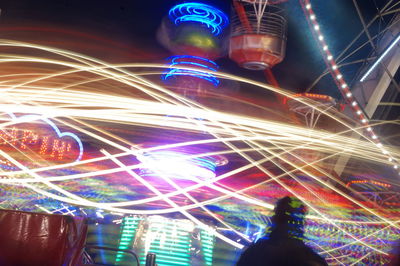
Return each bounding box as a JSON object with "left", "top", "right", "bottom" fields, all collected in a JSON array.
[
  {"left": 336, "top": 74, "right": 342, "bottom": 79},
  {"left": 367, "top": 127, "right": 372, "bottom": 131},
  {"left": 376, "top": 143, "right": 383, "bottom": 148},
  {"left": 137, "top": 151, "right": 219, "bottom": 181},
  {"left": 351, "top": 101, "right": 357, "bottom": 106},
  {"left": 372, "top": 135, "right": 377, "bottom": 139},
  {"left": 356, "top": 110, "right": 362, "bottom": 115},
  {"left": 314, "top": 25, "right": 320, "bottom": 31},
  {"left": 323, "top": 45, "right": 328, "bottom": 51},
  {"left": 389, "top": 157, "right": 393, "bottom": 162},
  {"left": 341, "top": 83, "right": 347, "bottom": 89},
  {"left": 394, "top": 165, "right": 398, "bottom": 169},
  {"left": 332, "top": 65, "right": 337, "bottom": 70},
  {"left": 361, "top": 119, "right": 367, "bottom": 123},
  {"left": 382, "top": 150, "right": 388, "bottom": 154},
  {"left": 306, "top": 3, "right": 311, "bottom": 9},
  {"left": 310, "top": 14, "right": 316, "bottom": 20},
  {"left": 327, "top": 55, "right": 333, "bottom": 60},
  {"left": 318, "top": 35, "right": 324, "bottom": 41},
  {"left": 346, "top": 92, "right": 352, "bottom": 98}
]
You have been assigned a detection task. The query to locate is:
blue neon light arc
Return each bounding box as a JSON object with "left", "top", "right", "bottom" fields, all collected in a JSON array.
[
  {"left": 170, "top": 60, "right": 218, "bottom": 72},
  {"left": 163, "top": 55, "right": 220, "bottom": 86},
  {"left": 360, "top": 34, "right": 400, "bottom": 82},
  {"left": 169, "top": 2, "right": 229, "bottom": 36},
  {"left": 164, "top": 69, "right": 220, "bottom": 86}
]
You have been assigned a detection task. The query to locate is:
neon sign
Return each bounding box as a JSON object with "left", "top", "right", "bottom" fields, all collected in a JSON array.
[{"left": 0, "top": 113, "right": 83, "bottom": 162}]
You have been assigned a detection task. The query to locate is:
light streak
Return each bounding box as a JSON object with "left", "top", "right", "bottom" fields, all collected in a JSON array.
[
  {"left": 102, "top": 149, "right": 244, "bottom": 249},
  {"left": 360, "top": 34, "right": 400, "bottom": 82},
  {"left": 0, "top": 39, "right": 398, "bottom": 263}
]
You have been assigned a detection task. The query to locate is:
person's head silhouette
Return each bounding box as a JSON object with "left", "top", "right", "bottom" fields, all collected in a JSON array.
[
  {"left": 237, "top": 196, "right": 328, "bottom": 266},
  {"left": 269, "top": 196, "right": 307, "bottom": 240}
]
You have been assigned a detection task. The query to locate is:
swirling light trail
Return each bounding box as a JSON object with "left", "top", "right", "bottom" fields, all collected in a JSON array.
[
  {"left": 0, "top": 40, "right": 399, "bottom": 263},
  {"left": 163, "top": 55, "right": 220, "bottom": 86},
  {"left": 168, "top": 2, "right": 229, "bottom": 36}
]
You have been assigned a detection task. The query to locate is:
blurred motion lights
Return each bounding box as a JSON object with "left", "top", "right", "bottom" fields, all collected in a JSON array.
[
  {"left": 137, "top": 150, "right": 225, "bottom": 181},
  {"left": 162, "top": 55, "right": 220, "bottom": 86},
  {"left": 169, "top": 2, "right": 229, "bottom": 36}
]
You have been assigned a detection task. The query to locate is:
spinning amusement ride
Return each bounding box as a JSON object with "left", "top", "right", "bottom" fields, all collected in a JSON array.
[{"left": 0, "top": 0, "right": 399, "bottom": 265}]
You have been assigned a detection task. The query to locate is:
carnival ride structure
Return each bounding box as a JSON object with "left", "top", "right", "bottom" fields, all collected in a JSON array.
[{"left": 0, "top": 0, "right": 399, "bottom": 265}]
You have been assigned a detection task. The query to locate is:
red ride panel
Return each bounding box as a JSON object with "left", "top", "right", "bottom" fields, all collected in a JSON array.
[
  {"left": 229, "top": 34, "right": 284, "bottom": 69},
  {"left": 0, "top": 209, "right": 87, "bottom": 266}
]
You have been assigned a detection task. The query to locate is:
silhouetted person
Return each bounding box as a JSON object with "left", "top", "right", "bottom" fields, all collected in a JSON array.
[{"left": 237, "top": 196, "right": 327, "bottom": 266}]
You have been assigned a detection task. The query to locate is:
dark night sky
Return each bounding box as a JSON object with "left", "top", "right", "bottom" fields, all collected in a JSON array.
[{"left": 0, "top": 0, "right": 384, "bottom": 98}]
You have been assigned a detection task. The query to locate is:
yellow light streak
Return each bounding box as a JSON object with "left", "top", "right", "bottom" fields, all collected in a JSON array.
[{"left": 0, "top": 39, "right": 398, "bottom": 256}]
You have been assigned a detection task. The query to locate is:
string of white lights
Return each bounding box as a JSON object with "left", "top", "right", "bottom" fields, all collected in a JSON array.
[{"left": 301, "top": 0, "right": 400, "bottom": 174}]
